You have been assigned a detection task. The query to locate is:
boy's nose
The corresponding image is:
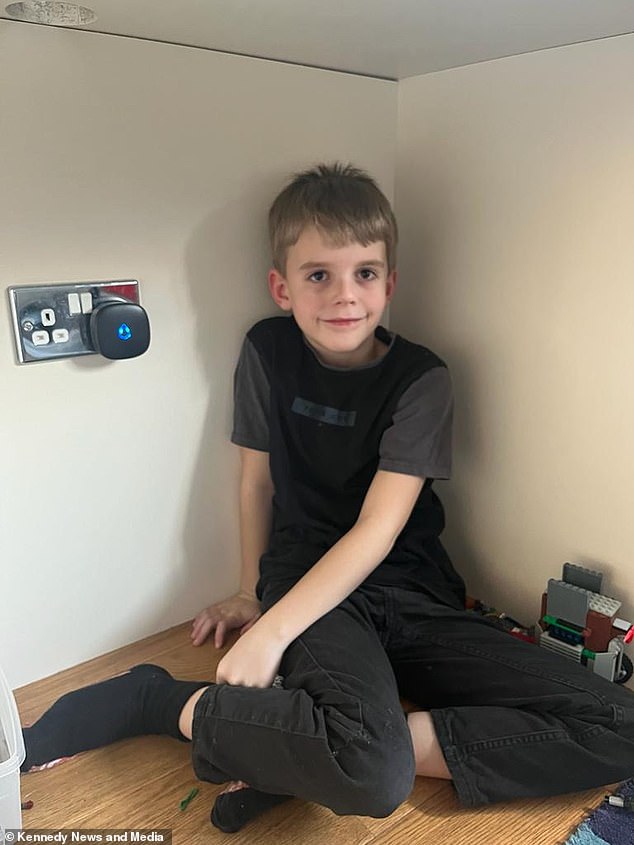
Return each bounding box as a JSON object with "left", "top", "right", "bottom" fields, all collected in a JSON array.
[{"left": 332, "top": 276, "right": 357, "bottom": 302}]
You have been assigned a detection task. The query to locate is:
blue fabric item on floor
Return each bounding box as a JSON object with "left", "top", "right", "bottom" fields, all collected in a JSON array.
[
  {"left": 566, "top": 824, "right": 610, "bottom": 845},
  {"left": 563, "top": 780, "right": 634, "bottom": 845}
]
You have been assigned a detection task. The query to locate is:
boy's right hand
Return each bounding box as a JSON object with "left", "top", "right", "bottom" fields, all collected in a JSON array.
[{"left": 191, "top": 590, "right": 261, "bottom": 648}]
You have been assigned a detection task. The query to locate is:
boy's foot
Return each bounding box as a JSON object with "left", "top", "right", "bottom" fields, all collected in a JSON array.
[
  {"left": 210, "top": 781, "right": 292, "bottom": 833},
  {"left": 21, "top": 664, "right": 210, "bottom": 772}
]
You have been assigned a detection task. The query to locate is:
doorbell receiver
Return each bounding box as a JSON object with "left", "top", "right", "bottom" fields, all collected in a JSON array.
[
  {"left": 90, "top": 300, "right": 151, "bottom": 360},
  {"left": 8, "top": 280, "right": 150, "bottom": 364}
]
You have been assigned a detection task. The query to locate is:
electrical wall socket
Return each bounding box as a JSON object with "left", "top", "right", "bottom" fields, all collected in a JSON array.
[{"left": 8, "top": 280, "right": 141, "bottom": 364}]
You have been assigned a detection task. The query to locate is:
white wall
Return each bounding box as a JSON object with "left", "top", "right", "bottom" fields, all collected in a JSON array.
[
  {"left": 395, "top": 34, "right": 634, "bottom": 657},
  {"left": 0, "top": 22, "right": 397, "bottom": 687}
]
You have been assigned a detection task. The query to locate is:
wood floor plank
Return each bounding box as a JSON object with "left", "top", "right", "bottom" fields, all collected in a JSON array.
[
  {"left": 22, "top": 739, "right": 197, "bottom": 827},
  {"left": 356, "top": 778, "right": 450, "bottom": 841},
  {"left": 220, "top": 801, "right": 371, "bottom": 845},
  {"left": 359, "top": 785, "right": 607, "bottom": 845}
]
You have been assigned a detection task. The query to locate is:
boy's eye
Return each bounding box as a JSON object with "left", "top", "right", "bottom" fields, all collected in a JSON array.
[
  {"left": 357, "top": 268, "right": 377, "bottom": 281},
  {"left": 308, "top": 270, "right": 327, "bottom": 283}
]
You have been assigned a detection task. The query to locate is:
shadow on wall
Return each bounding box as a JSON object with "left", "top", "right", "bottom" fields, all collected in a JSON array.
[
  {"left": 178, "top": 188, "right": 276, "bottom": 613},
  {"left": 395, "top": 177, "right": 522, "bottom": 610},
  {"left": 431, "top": 352, "right": 493, "bottom": 599}
]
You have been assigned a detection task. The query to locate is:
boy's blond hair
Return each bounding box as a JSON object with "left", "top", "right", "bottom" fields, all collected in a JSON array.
[{"left": 268, "top": 163, "right": 398, "bottom": 274}]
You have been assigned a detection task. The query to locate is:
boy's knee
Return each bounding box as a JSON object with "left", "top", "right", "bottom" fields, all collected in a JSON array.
[
  {"left": 331, "top": 724, "right": 416, "bottom": 817},
  {"left": 338, "top": 751, "right": 415, "bottom": 817}
]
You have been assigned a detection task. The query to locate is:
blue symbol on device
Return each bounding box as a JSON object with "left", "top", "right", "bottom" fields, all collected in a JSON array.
[{"left": 118, "top": 323, "right": 132, "bottom": 341}]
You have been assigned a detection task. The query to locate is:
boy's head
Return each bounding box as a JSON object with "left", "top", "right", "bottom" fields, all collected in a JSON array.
[
  {"left": 268, "top": 163, "right": 397, "bottom": 276},
  {"left": 267, "top": 163, "right": 398, "bottom": 368}
]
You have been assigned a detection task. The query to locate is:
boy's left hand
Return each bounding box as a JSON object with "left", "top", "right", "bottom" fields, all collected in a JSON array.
[{"left": 215, "top": 621, "right": 286, "bottom": 688}]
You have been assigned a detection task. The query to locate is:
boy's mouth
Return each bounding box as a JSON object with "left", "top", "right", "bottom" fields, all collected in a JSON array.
[{"left": 323, "top": 318, "right": 363, "bottom": 326}]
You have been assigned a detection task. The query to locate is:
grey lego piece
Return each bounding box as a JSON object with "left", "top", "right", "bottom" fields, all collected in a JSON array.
[
  {"left": 587, "top": 593, "right": 621, "bottom": 617},
  {"left": 563, "top": 562, "right": 603, "bottom": 594},
  {"left": 613, "top": 618, "right": 632, "bottom": 632},
  {"left": 546, "top": 579, "right": 590, "bottom": 627},
  {"left": 592, "top": 651, "right": 617, "bottom": 682}
]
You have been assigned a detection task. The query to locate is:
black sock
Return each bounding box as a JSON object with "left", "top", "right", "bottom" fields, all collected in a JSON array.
[
  {"left": 21, "top": 664, "right": 210, "bottom": 771},
  {"left": 211, "top": 787, "right": 292, "bottom": 833}
]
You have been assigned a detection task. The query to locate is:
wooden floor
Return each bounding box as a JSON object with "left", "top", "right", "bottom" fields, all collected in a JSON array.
[{"left": 14, "top": 622, "right": 608, "bottom": 845}]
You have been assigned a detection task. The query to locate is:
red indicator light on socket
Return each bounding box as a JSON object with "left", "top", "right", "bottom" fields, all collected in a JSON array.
[{"left": 102, "top": 284, "right": 139, "bottom": 303}]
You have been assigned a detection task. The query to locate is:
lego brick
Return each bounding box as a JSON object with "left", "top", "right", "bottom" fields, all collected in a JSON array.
[
  {"left": 546, "top": 579, "right": 590, "bottom": 627},
  {"left": 539, "top": 630, "right": 583, "bottom": 662},
  {"left": 592, "top": 651, "right": 617, "bottom": 682},
  {"left": 587, "top": 593, "right": 621, "bottom": 616},
  {"left": 549, "top": 624, "right": 583, "bottom": 646},
  {"left": 563, "top": 562, "right": 603, "bottom": 593},
  {"left": 585, "top": 610, "right": 615, "bottom": 653}
]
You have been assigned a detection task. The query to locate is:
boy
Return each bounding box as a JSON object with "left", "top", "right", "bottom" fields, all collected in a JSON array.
[{"left": 22, "top": 164, "right": 634, "bottom": 834}]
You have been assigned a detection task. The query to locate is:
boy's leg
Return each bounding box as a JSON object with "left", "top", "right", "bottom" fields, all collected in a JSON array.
[
  {"left": 387, "top": 587, "right": 634, "bottom": 807},
  {"left": 178, "top": 690, "right": 285, "bottom": 834},
  {"left": 21, "top": 665, "right": 210, "bottom": 772},
  {"left": 406, "top": 711, "right": 451, "bottom": 779},
  {"left": 190, "top": 583, "right": 416, "bottom": 818},
  {"left": 178, "top": 687, "right": 207, "bottom": 739}
]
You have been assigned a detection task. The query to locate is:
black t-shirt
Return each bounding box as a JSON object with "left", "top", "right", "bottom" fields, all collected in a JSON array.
[{"left": 231, "top": 315, "right": 465, "bottom": 607}]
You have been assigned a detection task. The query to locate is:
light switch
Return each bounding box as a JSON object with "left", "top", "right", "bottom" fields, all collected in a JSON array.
[
  {"left": 80, "top": 292, "right": 93, "bottom": 313},
  {"left": 68, "top": 293, "right": 81, "bottom": 315}
]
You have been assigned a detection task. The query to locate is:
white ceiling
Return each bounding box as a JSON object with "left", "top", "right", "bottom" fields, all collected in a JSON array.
[{"left": 2, "top": 0, "right": 634, "bottom": 79}]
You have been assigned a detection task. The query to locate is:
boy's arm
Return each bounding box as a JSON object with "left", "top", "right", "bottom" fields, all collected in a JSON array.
[
  {"left": 259, "top": 469, "right": 423, "bottom": 640},
  {"left": 191, "top": 446, "right": 273, "bottom": 647},
  {"left": 237, "top": 446, "right": 274, "bottom": 597},
  {"left": 216, "top": 469, "right": 423, "bottom": 686}
]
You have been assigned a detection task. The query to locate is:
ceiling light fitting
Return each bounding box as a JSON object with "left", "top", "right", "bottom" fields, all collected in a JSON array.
[{"left": 5, "top": 1, "right": 97, "bottom": 26}]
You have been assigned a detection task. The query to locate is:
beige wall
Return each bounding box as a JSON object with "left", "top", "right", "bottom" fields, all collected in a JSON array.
[
  {"left": 395, "top": 34, "right": 634, "bottom": 661},
  {"left": 0, "top": 22, "right": 397, "bottom": 687}
]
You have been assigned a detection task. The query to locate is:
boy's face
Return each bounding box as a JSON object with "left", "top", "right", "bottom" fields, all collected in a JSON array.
[{"left": 268, "top": 226, "right": 396, "bottom": 368}]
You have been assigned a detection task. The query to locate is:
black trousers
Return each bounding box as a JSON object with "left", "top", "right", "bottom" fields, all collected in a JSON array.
[{"left": 191, "top": 581, "right": 634, "bottom": 814}]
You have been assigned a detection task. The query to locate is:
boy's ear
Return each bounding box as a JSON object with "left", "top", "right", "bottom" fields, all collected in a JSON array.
[
  {"left": 385, "top": 270, "right": 397, "bottom": 303},
  {"left": 268, "top": 268, "right": 293, "bottom": 311}
]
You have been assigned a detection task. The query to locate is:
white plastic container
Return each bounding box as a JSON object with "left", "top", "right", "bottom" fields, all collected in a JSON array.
[{"left": 0, "top": 664, "right": 26, "bottom": 835}]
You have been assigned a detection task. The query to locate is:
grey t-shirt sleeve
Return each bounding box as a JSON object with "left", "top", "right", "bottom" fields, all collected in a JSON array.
[
  {"left": 378, "top": 366, "right": 453, "bottom": 480},
  {"left": 230, "top": 336, "right": 270, "bottom": 452}
]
